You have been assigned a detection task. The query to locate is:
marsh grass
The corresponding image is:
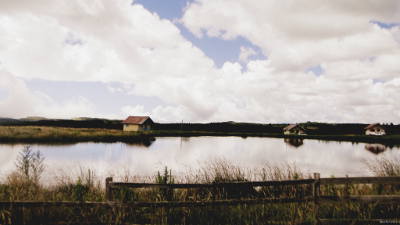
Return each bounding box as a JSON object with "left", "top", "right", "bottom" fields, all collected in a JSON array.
[
  {"left": 1, "top": 150, "right": 400, "bottom": 224},
  {"left": 367, "top": 157, "right": 400, "bottom": 177},
  {"left": 0, "top": 126, "right": 151, "bottom": 143},
  {"left": 315, "top": 157, "right": 400, "bottom": 221}
]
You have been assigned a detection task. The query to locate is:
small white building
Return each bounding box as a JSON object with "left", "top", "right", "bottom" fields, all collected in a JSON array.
[
  {"left": 122, "top": 116, "right": 154, "bottom": 132},
  {"left": 364, "top": 123, "right": 386, "bottom": 136},
  {"left": 283, "top": 124, "right": 306, "bottom": 135}
]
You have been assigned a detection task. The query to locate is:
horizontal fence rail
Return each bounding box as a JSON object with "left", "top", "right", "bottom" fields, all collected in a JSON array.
[
  {"left": 320, "top": 176, "right": 400, "bottom": 184},
  {"left": 110, "top": 179, "right": 315, "bottom": 189},
  {"left": 108, "top": 176, "right": 400, "bottom": 190},
  {"left": 0, "top": 197, "right": 314, "bottom": 208},
  {"left": 320, "top": 195, "right": 400, "bottom": 203},
  {"left": 319, "top": 218, "right": 400, "bottom": 224},
  {"left": 2, "top": 195, "right": 400, "bottom": 209}
]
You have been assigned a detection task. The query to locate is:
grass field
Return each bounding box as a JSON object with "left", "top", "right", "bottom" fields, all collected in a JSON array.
[{"left": 0, "top": 126, "right": 152, "bottom": 143}]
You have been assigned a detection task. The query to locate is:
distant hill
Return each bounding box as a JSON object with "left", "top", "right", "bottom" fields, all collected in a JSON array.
[
  {"left": 0, "top": 118, "right": 122, "bottom": 130},
  {"left": 20, "top": 116, "right": 50, "bottom": 121},
  {"left": 0, "top": 117, "right": 17, "bottom": 121},
  {"left": 0, "top": 117, "right": 20, "bottom": 124},
  {"left": 72, "top": 117, "right": 106, "bottom": 121}
]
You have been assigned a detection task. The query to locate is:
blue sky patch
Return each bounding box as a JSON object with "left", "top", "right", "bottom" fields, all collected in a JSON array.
[
  {"left": 135, "top": 0, "right": 193, "bottom": 20},
  {"left": 177, "top": 24, "right": 266, "bottom": 67},
  {"left": 136, "top": 0, "right": 266, "bottom": 68},
  {"left": 306, "top": 65, "right": 324, "bottom": 76},
  {"left": 373, "top": 78, "right": 385, "bottom": 84},
  {"left": 0, "top": 88, "right": 8, "bottom": 101},
  {"left": 65, "top": 33, "right": 84, "bottom": 46},
  {"left": 370, "top": 20, "right": 400, "bottom": 29}
]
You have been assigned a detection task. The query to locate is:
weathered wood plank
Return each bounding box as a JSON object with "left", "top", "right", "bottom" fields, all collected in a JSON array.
[
  {"left": 109, "top": 176, "right": 400, "bottom": 189},
  {"left": 3, "top": 194, "right": 395, "bottom": 208},
  {"left": 319, "top": 218, "right": 400, "bottom": 225},
  {"left": 320, "top": 176, "right": 400, "bottom": 185},
  {"left": 110, "top": 179, "right": 315, "bottom": 189},
  {"left": 0, "top": 201, "right": 118, "bottom": 207},
  {"left": 320, "top": 195, "right": 400, "bottom": 203},
  {"left": 0, "top": 197, "right": 313, "bottom": 208},
  {"left": 105, "top": 177, "right": 113, "bottom": 201}
]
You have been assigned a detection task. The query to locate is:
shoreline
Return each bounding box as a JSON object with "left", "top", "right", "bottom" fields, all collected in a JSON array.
[{"left": 1, "top": 126, "right": 400, "bottom": 146}]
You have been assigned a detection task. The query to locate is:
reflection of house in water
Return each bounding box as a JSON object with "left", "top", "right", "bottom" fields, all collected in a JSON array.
[
  {"left": 179, "top": 137, "right": 190, "bottom": 151},
  {"left": 284, "top": 138, "right": 304, "bottom": 148},
  {"left": 181, "top": 137, "right": 190, "bottom": 142},
  {"left": 364, "top": 123, "right": 386, "bottom": 136},
  {"left": 125, "top": 137, "right": 156, "bottom": 147},
  {"left": 364, "top": 143, "right": 387, "bottom": 154},
  {"left": 283, "top": 124, "right": 306, "bottom": 135},
  {"left": 142, "top": 137, "right": 156, "bottom": 147}
]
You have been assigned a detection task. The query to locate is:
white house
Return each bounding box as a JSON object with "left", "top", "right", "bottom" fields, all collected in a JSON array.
[
  {"left": 283, "top": 124, "right": 306, "bottom": 135},
  {"left": 364, "top": 123, "right": 386, "bottom": 136},
  {"left": 122, "top": 116, "right": 154, "bottom": 132}
]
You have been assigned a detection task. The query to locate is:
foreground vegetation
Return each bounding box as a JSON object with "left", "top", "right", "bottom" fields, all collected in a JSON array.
[{"left": 0, "top": 147, "right": 399, "bottom": 224}]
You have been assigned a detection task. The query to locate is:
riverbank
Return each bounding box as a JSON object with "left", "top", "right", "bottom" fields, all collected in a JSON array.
[
  {"left": 1, "top": 126, "right": 400, "bottom": 146},
  {"left": 152, "top": 130, "right": 400, "bottom": 146},
  {"left": 0, "top": 126, "right": 152, "bottom": 144}
]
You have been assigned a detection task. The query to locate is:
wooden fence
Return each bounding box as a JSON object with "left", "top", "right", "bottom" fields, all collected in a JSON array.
[
  {"left": 1, "top": 173, "right": 399, "bottom": 224},
  {"left": 104, "top": 173, "right": 400, "bottom": 223}
]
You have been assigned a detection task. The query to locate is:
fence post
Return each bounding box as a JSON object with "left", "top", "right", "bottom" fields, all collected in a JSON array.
[
  {"left": 106, "top": 177, "right": 113, "bottom": 201},
  {"left": 312, "top": 173, "right": 320, "bottom": 225},
  {"left": 344, "top": 174, "right": 350, "bottom": 199}
]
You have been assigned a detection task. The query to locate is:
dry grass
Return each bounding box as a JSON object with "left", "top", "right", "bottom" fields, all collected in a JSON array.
[
  {"left": 366, "top": 156, "right": 400, "bottom": 177},
  {"left": 1, "top": 150, "right": 400, "bottom": 224},
  {"left": 0, "top": 126, "right": 150, "bottom": 143},
  {"left": 0, "top": 126, "right": 124, "bottom": 138}
]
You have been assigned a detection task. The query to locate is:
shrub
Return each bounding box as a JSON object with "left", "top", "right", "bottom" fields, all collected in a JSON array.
[{"left": 15, "top": 145, "right": 45, "bottom": 184}]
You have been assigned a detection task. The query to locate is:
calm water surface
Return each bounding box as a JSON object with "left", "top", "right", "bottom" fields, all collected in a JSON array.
[{"left": 1, "top": 137, "right": 399, "bottom": 182}]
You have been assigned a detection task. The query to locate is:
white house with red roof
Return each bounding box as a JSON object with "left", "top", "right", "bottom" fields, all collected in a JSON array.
[
  {"left": 283, "top": 124, "right": 306, "bottom": 135},
  {"left": 122, "top": 116, "right": 154, "bottom": 132},
  {"left": 364, "top": 123, "right": 386, "bottom": 136}
]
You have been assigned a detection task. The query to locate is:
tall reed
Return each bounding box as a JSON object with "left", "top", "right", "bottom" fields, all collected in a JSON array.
[{"left": 1, "top": 148, "right": 400, "bottom": 224}]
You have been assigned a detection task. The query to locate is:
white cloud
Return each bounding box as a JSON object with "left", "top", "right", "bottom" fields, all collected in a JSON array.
[
  {"left": 1, "top": 0, "right": 400, "bottom": 123},
  {"left": 0, "top": 70, "right": 41, "bottom": 118},
  {"left": 0, "top": 69, "right": 110, "bottom": 119},
  {"left": 121, "top": 105, "right": 148, "bottom": 118},
  {"left": 182, "top": 0, "right": 400, "bottom": 71},
  {"left": 0, "top": 0, "right": 214, "bottom": 83}
]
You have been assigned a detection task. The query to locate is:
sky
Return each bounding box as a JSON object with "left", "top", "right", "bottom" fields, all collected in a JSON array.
[{"left": 0, "top": 0, "right": 400, "bottom": 123}]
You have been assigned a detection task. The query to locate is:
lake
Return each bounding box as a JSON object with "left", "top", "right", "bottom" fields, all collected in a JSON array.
[{"left": 1, "top": 137, "right": 399, "bottom": 183}]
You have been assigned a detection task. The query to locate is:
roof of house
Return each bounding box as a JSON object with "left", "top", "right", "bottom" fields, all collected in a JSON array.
[
  {"left": 122, "top": 116, "right": 152, "bottom": 125},
  {"left": 365, "top": 123, "right": 384, "bottom": 130},
  {"left": 283, "top": 124, "right": 304, "bottom": 131}
]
